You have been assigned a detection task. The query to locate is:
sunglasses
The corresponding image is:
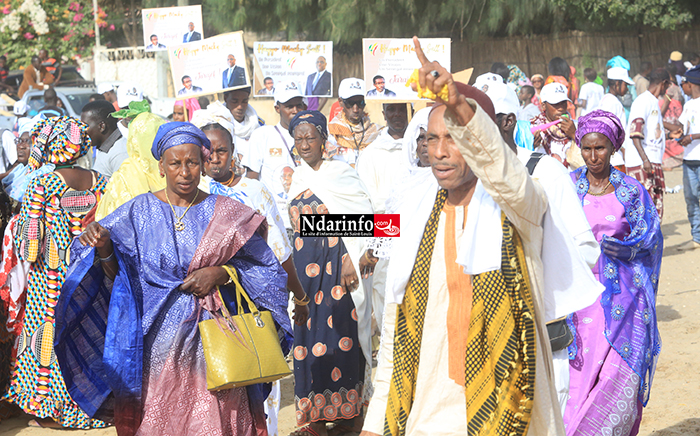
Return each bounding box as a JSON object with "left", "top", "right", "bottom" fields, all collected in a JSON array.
[{"left": 342, "top": 98, "right": 366, "bottom": 109}]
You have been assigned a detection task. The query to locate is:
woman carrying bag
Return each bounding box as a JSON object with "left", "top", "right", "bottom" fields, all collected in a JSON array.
[{"left": 55, "top": 122, "right": 295, "bottom": 436}]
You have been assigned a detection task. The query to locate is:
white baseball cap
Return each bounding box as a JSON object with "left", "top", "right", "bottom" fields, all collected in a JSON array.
[
  {"left": 540, "top": 82, "right": 571, "bottom": 105},
  {"left": 338, "top": 78, "right": 365, "bottom": 99},
  {"left": 116, "top": 82, "right": 143, "bottom": 109},
  {"left": 13, "top": 100, "right": 29, "bottom": 116},
  {"left": 474, "top": 73, "right": 520, "bottom": 115},
  {"left": 606, "top": 67, "right": 635, "bottom": 85},
  {"left": 275, "top": 80, "right": 304, "bottom": 104},
  {"left": 97, "top": 83, "right": 115, "bottom": 95}
]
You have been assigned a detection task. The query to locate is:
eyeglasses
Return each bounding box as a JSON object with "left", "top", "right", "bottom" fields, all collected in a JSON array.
[
  {"left": 342, "top": 99, "right": 366, "bottom": 109},
  {"left": 14, "top": 137, "right": 30, "bottom": 146}
]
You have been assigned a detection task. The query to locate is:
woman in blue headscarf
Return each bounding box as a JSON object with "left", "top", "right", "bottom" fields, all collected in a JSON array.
[{"left": 55, "top": 122, "right": 293, "bottom": 435}]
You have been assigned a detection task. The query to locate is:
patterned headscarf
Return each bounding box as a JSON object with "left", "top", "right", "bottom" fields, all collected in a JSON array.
[
  {"left": 575, "top": 109, "right": 626, "bottom": 151},
  {"left": 288, "top": 110, "right": 328, "bottom": 142},
  {"left": 151, "top": 121, "right": 212, "bottom": 161},
  {"left": 28, "top": 116, "right": 91, "bottom": 171}
]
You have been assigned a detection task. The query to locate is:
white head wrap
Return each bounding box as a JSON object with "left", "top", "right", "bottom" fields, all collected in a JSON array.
[
  {"left": 17, "top": 117, "right": 37, "bottom": 136},
  {"left": 402, "top": 106, "right": 431, "bottom": 168},
  {"left": 190, "top": 101, "right": 237, "bottom": 155}
]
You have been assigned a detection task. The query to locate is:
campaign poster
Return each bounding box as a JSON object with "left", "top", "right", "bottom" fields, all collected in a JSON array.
[
  {"left": 253, "top": 41, "right": 333, "bottom": 98},
  {"left": 168, "top": 32, "right": 249, "bottom": 98},
  {"left": 362, "top": 38, "right": 451, "bottom": 99},
  {"left": 142, "top": 6, "right": 204, "bottom": 51}
]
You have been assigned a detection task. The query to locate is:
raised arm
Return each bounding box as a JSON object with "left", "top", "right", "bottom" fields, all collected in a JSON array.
[{"left": 413, "top": 36, "right": 547, "bottom": 239}]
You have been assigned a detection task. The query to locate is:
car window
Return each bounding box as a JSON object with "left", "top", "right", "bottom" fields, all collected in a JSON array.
[
  {"left": 65, "top": 93, "right": 92, "bottom": 114},
  {"left": 27, "top": 96, "right": 45, "bottom": 115},
  {"left": 60, "top": 70, "right": 81, "bottom": 81},
  {"left": 26, "top": 92, "right": 92, "bottom": 116}
]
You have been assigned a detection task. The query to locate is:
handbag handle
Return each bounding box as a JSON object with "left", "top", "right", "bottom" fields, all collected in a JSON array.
[{"left": 221, "top": 265, "right": 265, "bottom": 328}]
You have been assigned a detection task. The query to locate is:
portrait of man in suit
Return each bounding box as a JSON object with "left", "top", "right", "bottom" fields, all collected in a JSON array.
[
  {"left": 177, "top": 75, "right": 203, "bottom": 96},
  {"left": 146, "top": 34, "right": 166, "bottom": 50},
  {"left": 222, "top": 54, "right": 247, "bottom": 88},
  {"left": 257, "top": 77, "right": 275, "bottom": 95},
  {"left": 183, "top": 22, "right": 201, "bottom": 43},
  {"left": 366, "top": 75, "right": 396, "bottom": 97},
  {"left": 304, "top": 56, "right": 332, "bottom": 97}
]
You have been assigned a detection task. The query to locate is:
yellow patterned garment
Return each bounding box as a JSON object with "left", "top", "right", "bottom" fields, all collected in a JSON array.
[
  {"left": 383, "top": 191, "right": 537, "bottom": 436},
  {"left": 95, "top": 113, "right": 166, "bottom": 220}
]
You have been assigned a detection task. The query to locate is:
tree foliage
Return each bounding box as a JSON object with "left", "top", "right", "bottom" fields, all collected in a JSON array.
[
  {"left": 0, "top": 0, "right": 119, "bottom": 68},
  {"left": 2, "top": 0, "right": 697, "bottom": 66},
  {"left": 199, "top": 0, "right": 698, "bottom": 50}
]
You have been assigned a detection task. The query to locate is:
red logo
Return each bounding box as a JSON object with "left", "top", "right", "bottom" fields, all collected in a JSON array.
[{"left": 373, "top": 214, "right": 400, "bottom": 237}]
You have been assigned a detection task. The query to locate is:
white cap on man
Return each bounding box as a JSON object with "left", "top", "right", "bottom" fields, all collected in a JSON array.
[
  {"left": 13, "top": 100, "right": 29, "bottom": 116},
  {"left": 116, "top": 83, "right": 144, "bottom": 109},
  {"left": 474, "top": 73, "right": 520, "bottom": 115},
  {"left": 606, "top": 67, "right": 635, "bottom": 85},
  {"left": 540, "top": 82, "right": 571, "bottom": 105},
  {"left": 338, "top": 78, "right": 365, "bottom": 99},
  {"left": 274, "top": 80, "right": 304, "bottom": 104},
  {"left": 97, "top": 83, "right": 115, "bottom": 95}
]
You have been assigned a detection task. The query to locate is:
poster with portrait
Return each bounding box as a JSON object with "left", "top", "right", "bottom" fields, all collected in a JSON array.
[
  {"left": 142, "top": 6, "right": 204, "bottom": 51},
  {"left": 167, "top": 32, "right": 249, "bottom": 98},
  {"left": 252, "top": 41, "right": 333, "bottom": 98},
  {"left": 362, "top": 38, "right": 451, "bottom": 99}
]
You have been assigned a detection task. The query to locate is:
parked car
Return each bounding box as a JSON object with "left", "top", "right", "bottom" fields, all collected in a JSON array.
[
  {"left": 5, "top": 66, "right": 93, "bottom": 90},
  {"left": 21, "top": 87, "right": 97, "bottom": 118}
]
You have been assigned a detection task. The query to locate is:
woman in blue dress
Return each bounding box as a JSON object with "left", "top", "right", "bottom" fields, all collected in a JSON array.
[{"left": 56, "top": 122, "right": 293, "bottom": 436}]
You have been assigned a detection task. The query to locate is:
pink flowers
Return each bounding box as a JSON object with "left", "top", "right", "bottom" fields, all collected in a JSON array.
[
  {"left": 68, "top": 2, "right": 81, "bottom": 12},
  {"left": 62, "top": 34, "right": 71, "bottom": 41},
  {"left": 108, "top": 24, "right": 115, "bottom": 31},
  {"left": 73, "top": 13, "right": 83, "bottom": 22},
  {"left": 23, "top": 32, "right": 34, "bottom": 39},
  {"left": 2, "top": 6, "right": 10, "bottom": 14}
]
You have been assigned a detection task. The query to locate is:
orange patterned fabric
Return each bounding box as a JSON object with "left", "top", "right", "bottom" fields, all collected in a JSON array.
[{"left": 443, "top": 204, "right": 473, "bottom": 384}]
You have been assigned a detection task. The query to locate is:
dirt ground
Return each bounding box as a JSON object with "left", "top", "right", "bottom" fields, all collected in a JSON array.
[{"left": 1, "top": 168, "right": 699, "bottom": 436}]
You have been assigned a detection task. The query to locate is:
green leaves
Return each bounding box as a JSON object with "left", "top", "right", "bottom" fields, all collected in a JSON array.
[{"left": 201, "top": 0, "right": 697, "bottom": 49}]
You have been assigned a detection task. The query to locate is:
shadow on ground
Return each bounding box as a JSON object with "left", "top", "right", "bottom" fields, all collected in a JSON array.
[
  {"left": 646, "top": 418, "right": 700, "bottom": 436},
  {"left": 656, "top": 304, "right": 682, "bottom": 322}
]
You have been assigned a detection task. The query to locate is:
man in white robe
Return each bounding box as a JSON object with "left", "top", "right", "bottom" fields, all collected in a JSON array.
[{"left": 361, "top": 37, "right": 566, "bottom": 436}]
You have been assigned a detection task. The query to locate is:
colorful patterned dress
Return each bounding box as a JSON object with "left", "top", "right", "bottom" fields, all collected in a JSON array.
[
  {"left": 5, "top": 171, "right": 107, "bottom": 428},
  {"left": 564, "top": 167, "right": 662, "bottom": 436},
  {"left": 290, "top": 190, "right": 365, "bottom": 427}
]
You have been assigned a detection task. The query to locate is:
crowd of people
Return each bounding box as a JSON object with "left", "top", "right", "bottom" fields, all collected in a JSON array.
[{"left": 2, "top": 36, "right": 698, "bottom": 436}]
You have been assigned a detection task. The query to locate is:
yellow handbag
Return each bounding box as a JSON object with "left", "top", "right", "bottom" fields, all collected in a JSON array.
[{"left": 198, "top": 265, "right": 291, "bottom": 390}]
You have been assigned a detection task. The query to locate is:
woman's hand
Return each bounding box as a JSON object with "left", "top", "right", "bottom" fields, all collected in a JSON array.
[
  {"left": 341, "top": 254, "right": 360, "bottom": 294},
  {"left": 80, "top": 222, "right": 111, "bottom": 249},
  {"left": 182, "top": 266, "right": 229, "bottom": 298},
  {"left": 358, "top": 250, "right": 378, "bottom": 279},
  {"left": 293, "top": 303, "right": 309, "bottom": 326},
  {"left": 601, "top": 237, "right": 649, "bottom": 261}
]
